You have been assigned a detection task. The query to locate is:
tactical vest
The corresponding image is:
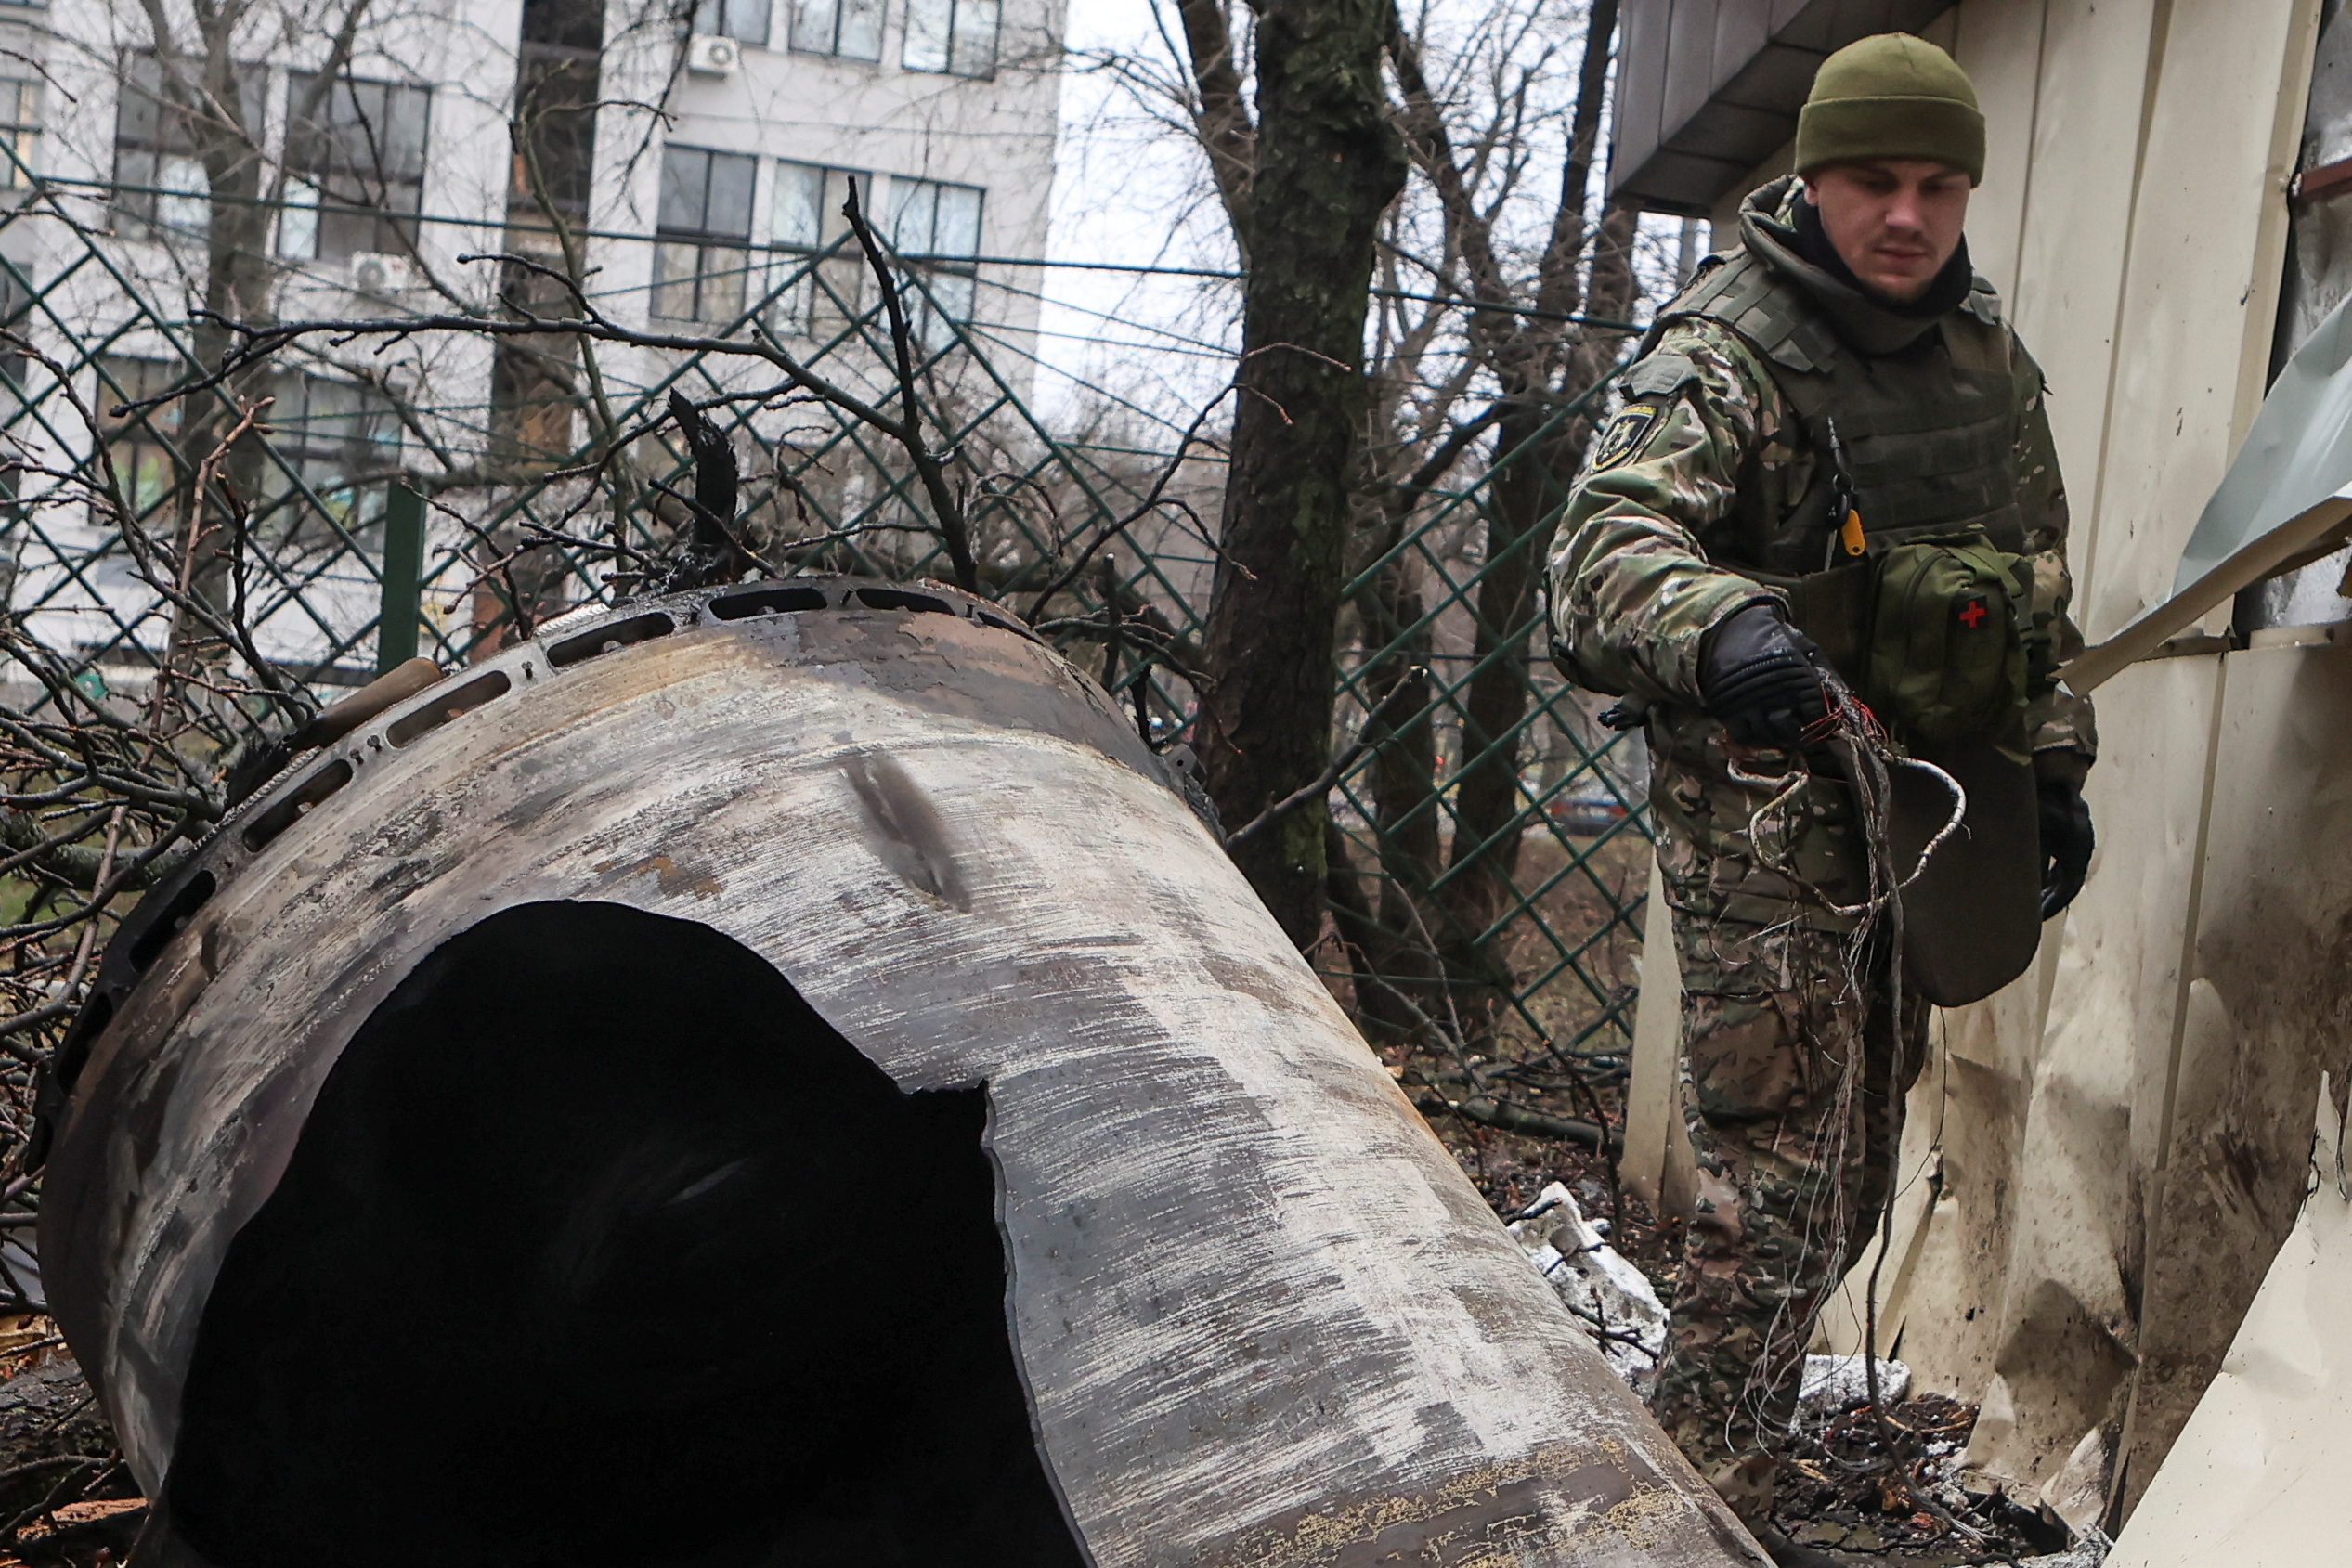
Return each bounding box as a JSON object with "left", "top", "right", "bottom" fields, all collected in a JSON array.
[
  {"left": 1631, "top": 203, "right": 2050, "bottom": 1001},
  {"left": 1644, "top": 246, "right": 2031, "bottom": 577},
  {"left": 1639, "top": 231, "right": 2037, "bottom": 747}
]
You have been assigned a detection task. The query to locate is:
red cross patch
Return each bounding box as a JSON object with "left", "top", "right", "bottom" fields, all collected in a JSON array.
[{"left": 1957, "top": 597, "right": 1989, "bottom": 629}]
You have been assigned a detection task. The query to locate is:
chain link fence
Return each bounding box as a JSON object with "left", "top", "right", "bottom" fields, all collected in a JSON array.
[{"left": 0, "top": 175, "right": 1650, "bottom": 1083}]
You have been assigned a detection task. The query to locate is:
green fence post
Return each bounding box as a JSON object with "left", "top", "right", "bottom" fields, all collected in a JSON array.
[{"left": 378, "top": 482, "right": 424, "bottom": 674}]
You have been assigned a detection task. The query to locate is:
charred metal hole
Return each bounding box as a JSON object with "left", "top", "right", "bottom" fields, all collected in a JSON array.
[
  {"left": 167, "top": 901, "right": 1085, "bottom": 1568},
  {"left": 855, "top": 587, "right": 953, "bottom": 616},
  {"left": 547, "top": 611, "right": 676, "bottom": 667},
  {"left": 126, "top": 870, "right": 219, "bottom": 973},
  {"left": 240, "top": 762, "right": 354, "bottom": 853},
  {"left": 973, "top": 609, "right": 1027, "bottom": 636},
  {"left": 385, "top": 670, "right": 512, "bottom": 748},
  {"left": 709, "top": 585, "right": 827, "bottom": 620}
]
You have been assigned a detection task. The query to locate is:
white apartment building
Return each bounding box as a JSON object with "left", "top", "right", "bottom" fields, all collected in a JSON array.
[
  {"left": 643, "top": 0, "right": 1063, "bottom": 354},
  {"left": 0, "top": 0, "right": 1065, "bottom": 676},
  {"left": 14, "top": 0, "right": 1062, "bottom": 350}
]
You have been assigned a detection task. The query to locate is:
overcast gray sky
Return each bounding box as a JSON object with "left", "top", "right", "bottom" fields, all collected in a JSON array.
[
  {"left": 1029, "top": 0, "right": 1245, "bottom": 434},
  {"left": 1021, "top": 2, "right": 1691, "bottom": 439}
]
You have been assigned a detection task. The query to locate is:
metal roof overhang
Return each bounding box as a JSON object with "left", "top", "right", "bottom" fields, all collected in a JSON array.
[{"left": 1610, "top": 0, "right": 1957, "bottom": 215}]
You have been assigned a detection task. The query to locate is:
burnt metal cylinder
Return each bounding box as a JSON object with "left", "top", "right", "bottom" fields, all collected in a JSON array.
[{"left": 42, "top": 577, "right": 1765, "bottom": 1567}]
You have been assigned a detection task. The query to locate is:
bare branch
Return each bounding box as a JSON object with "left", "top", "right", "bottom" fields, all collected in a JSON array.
[
  {"left": 1225, "top": 670, "right": 1426, "bottom": 850},
  {"left": 838, "top": 178, "right": 980, "bottom": 592},
  {"left": 1168, "top": 0, "right": 1257, "bottom": 240}
]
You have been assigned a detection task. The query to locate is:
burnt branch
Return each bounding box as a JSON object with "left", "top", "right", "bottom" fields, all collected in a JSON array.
[{"left": 838, "top": 178, "right": 980, "bottom": 592}]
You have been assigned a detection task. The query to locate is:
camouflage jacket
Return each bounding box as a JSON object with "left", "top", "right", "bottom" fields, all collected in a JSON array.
[{"left": 1547, "top": 177, "right": 2097, "bottom": 763}]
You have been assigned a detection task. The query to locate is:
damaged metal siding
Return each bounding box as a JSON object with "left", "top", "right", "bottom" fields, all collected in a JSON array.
[{"left": 1618, "top": 0, "right": 2347, "bottom": 1531}]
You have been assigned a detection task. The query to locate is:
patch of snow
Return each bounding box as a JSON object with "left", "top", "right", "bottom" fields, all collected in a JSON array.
[
  {"left": 1506, "top": 1181, "right": 1668, "bottom": 1394},
  {"left": 1797, "top": 1353, "right": 1911, "bottom": 1423}
]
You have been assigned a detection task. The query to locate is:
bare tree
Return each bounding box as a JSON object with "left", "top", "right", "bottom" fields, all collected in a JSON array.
[
  {"left": 1175, "top": 0, "right": 1407, "bottom": 945},
  {"left": 1120, "top": 1, "right": 1648, "bottom": 999},
  {"left": 1059, "top": 3, "right": 1680, "bottom": 1201},
  {"left": 1370, "top": 0, "right": 1641, "bottom": 1043}
]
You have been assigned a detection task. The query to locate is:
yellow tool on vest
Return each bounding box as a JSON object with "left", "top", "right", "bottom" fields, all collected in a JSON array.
[{"left": 1827, "top": 417, "right": 1867, "bottom": 562}]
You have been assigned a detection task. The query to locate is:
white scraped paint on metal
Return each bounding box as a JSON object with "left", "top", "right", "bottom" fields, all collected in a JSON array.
[{"left": 69, "top": 610, "right": 1764, "bottom": 1567}]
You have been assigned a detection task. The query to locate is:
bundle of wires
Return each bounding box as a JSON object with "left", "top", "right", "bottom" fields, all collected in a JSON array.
[{"left": 1722, "top": 684, "right": 1973, "bottom": 1520}]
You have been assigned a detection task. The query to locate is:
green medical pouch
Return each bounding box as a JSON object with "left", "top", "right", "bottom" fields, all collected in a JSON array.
[{"left": 1860, "top": 530, "right": 2030, "bottom": 747}]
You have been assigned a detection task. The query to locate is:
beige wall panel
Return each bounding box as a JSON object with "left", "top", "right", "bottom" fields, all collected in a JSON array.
[
  {"left": 1961, "top": 654, "right": 2221, "bottom": 1495},
  {"left": 2075, "top": 0, "right": 2313, "bottom": 640},
  {"left": 1881, "top": 943, "right": 2062, "bottom": 1399},
  {"left": 1623, "top": 851, "right": 1695, "bottom": 1218},
  {"left": 1949, "top": 0, "right": 2050, "bottom": 303},
  {"left": 2119, "top": 638, "right": 2352, "bottom": 1515},
  {"left": 2003, "top": 0, "right": 2161, "bottom": 578},
  {"left": 2105, "top": 1084, "right": 2352, "bottom": 1568}
]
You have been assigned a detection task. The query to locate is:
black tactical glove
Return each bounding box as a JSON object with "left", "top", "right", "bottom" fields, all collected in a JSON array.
[
  {"left": 1698, "top": 603, "right": 1839, "bottom": 749},
  {"left": 2035, "top": 752, "right": 2095, "bottom": 920}
]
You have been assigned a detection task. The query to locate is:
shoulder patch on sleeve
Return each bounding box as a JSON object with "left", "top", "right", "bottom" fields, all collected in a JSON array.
[{"left": 1589, "top": 400, "right": 1669, "bottom": 473}]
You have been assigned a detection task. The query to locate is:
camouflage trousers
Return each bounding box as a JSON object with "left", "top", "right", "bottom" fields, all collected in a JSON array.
[{"left": 1641, "top": 708, "right": 1930, "bottom": 1522}]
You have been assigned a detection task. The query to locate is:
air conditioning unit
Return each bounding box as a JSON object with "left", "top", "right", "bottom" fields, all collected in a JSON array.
[
  {"left": 686, "top": 33, "right": 741, "bottom": 75},
  {"left": 349, "top": 252, "right": 416, "bottom": 294}
]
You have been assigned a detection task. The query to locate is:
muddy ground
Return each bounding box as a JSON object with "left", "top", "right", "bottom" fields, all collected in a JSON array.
[
  {"left": 0, "top": 1083, "right": 2070, "bottom": 1567},
  {"left": 1409, "top": 1064, "right": 2077, "bottom": 1567},
  {"left": 0, "top": 1325, "right": 143, "bottom": 1565}
]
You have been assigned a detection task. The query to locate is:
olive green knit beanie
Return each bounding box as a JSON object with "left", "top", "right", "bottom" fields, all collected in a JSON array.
[{"left": 1795, "top": 34, "right": 1985, "bottom": 184}]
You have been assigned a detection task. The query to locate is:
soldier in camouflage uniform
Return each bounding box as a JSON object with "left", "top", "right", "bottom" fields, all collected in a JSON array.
[{"left": 1545, "top": 35, "right": 2098, "bottom": 1533}]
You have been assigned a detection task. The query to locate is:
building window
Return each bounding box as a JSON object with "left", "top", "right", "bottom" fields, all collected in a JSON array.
[
  {"left": 94, "top": 357, "right": 188, "bottom": 518},
  {"left": 513, "top": 0, "right": 604, "bottom": 240},
  {"left": 266, "top": 371, "right": 396, "bottom": 486},
  {"left": 771, "top": 162, "right": 859, "bottom": 251},
  {"left": 112, "top": 54, "right": 266, "bottom": 236},
  {"left": 903, "top": 0, "right": 998, "bottom": 77},
  {"left": 259, "top": 369, "right": 397, "bottom": 532},
  {"left": 695, "top": 0, "right": 770, "bottom": 43},
  {"left": 0, "top": 80, "right": 40, "bottom": 189},
  {"left": 885, "top": 175, "right": 981, "bottom": 337},
  {"left": 790, "top": 0, "right": 882, "bottom": 62},
  {"left": 513, "top": 47, "right": 599, "bottom": 222},
  {"left": 491, "top": 285, "right": 584, "bottom": 469},
  {"left": 655, "top": 145, "right": 756, "bottom": 322},
  {"left": 281, "top": 73, "right": 432, "bottom": 264},
  {"left": 96, "top": 358, "right": 395, "bottom": 529},
  {"left": 769, "top": 162, "right": 863, "bottom": 333}
]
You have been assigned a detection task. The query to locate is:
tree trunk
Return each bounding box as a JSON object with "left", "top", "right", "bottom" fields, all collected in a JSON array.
[
  {"left": 165, "top": 41, "right": 280, "bottom": 691},
  {"left": 1356, "top": 566, "right": 1443, "bottom": 1039},
  {"left": 1199, "top": 0, "right": 1405, "bottom": 945},
  {"left": 1433, "top": 201, "right": 1642, "bottom": 1041}
]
